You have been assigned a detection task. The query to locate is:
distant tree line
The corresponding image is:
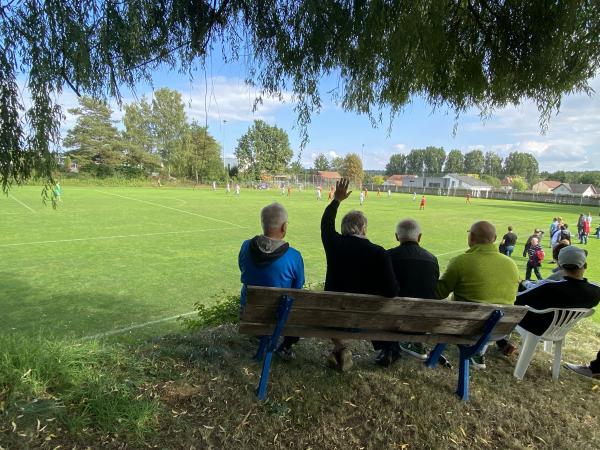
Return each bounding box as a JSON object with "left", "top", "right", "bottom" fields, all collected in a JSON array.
[
  {"left": 64, "top": 89, "right": 223, "bottom": 182},
  {"left": 381, "top": 147, "right": 539, "bottom": 184},
  {"left": 313, "top": 153, "right": 364, "bottom": 185},
  {"left": 540, "top": 171, "right": 600, "bottom": 187}
]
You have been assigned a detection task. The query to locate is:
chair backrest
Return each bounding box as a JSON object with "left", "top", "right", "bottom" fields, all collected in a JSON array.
[
  {"left": 240, "top": 286, "right": 529, "bottom": 345},
  {"left": 527, "top": 307, "right": 595, "bottom": 341}
]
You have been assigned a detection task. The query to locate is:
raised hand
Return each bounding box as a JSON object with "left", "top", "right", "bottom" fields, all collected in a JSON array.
[{"left": 334, "top": 178, "right": 352, "bottom": 202}]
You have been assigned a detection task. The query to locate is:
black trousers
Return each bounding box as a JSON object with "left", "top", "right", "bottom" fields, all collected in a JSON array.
[
  {"left": 525, "top": 263, "right": 542, "bottom": 280},
  {"left": 590, "top": 350, "right": 600, "bottom": 373}
]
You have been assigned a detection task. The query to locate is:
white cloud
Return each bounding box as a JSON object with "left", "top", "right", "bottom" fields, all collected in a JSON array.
[
  {"left": 461, "top": 75, "right": 600, "bottom": 170},
  {"left": 392, "top": 143, "right": 407, "bottom": 153},
  {"left": 183, "top": 76, "right": 293, "bottom": 122}
]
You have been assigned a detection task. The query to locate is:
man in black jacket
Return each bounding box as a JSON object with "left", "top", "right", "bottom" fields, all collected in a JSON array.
[
  {"left": 321, "top": 178, "right": 398, "bottom": 370},
  {"left": 385, "top": 219, "right": 439, "bottom": 362},
  {"left": 515, "top": 245, "right": 600, "bottom": 335}
]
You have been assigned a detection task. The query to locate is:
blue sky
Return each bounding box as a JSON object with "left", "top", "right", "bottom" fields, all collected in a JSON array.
[{"left": 56, "top": 55, "right": 600, "bottom": 173}]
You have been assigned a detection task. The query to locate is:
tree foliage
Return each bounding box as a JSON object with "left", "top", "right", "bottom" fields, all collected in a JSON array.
[
  {"left": 405, "top": 150, "right": 426, "bottom": 175},
  {"left": 385, "top": 154, "right": 407, "bottom": 176},
  {"left": 63, "top": 97, "right": 123, "bottom": 173},
  {"left": 341, "top": 153, "right": 363, "bottom": 185},
  {"left": 511, "top": 176, "right": 529, "bottom": 191},
  {"left": 2, "top": 1, "right": 600, "bottom": 193},
  {"left": 464, "top": 150, "right": 485, "bottom": 174},
  {"left": 484, "top": 151, "right": 503, "bottom": 177},
  {"left": 313, "top": 153, "right": 330, "bottom": 171},
  {"left": 422, "top": 147, "right": 446, "bottom": 174},
  {"left": 444, "top": 150, "right": 465, "bottom": 173},
  {"left": 235, "top": 120, "right": 293, "bottom": 180},
  {"left": 504, "top": 152, "right": 539, "bottom": 183},
  {"left": 151, "top": 89, "right": 187, "bottom": 176},
  {"left": 181, "top": 123, "right": 224, "bottom": 183}
]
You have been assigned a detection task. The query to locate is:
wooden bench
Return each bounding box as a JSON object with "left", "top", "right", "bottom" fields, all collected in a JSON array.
[{"left": 239, "top": 286, "right": 529, "bottom": 401}]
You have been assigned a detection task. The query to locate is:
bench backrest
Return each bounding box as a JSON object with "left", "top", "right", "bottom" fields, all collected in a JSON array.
[{"left": 239, "top": 286, "right": 529, "bottom": 345}]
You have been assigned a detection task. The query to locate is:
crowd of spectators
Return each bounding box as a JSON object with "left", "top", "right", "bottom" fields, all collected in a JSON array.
[{"left": 238, "top": 178, "right": 600, "bottom": 379}]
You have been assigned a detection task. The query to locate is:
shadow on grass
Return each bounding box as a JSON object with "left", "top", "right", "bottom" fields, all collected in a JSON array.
[{"left": 0, "top": 271, "right": 174, "bottom": 338}]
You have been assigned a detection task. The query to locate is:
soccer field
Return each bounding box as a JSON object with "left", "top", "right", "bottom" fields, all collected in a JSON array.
[{"left": 2, "top": 184, "right": 599, "bottom": 339}]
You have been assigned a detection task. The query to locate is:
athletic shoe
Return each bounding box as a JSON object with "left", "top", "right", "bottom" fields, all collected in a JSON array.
[
  {"left": 327, "top": 348, "right": 353, "bottom": 371},
  {"left": 437, "top": 354, "right": 453, "bottom": 369},
  {"left": 470, "top": 354, "right": 486, "bottom": 370},
  {"left": 338, "top": 348, "right": 353, "bottom": 371},
  {"left": 375, "top": 346, "right": 401, "bottom": 367},
  {"left": 399, "top": 342, "right": 428, "bottom": 360},
  {"left": 565, "top": 363, "right": 600, "bottom": 380},
  {"left": 275, "top": 345, "right": 296, "bottom": 361},
  {"left": 499, "top": 342, "right": 517, "bottom": 356}
]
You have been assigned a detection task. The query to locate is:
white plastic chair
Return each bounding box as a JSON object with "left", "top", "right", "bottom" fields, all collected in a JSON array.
[{"left": 513, "top": 307, "right": 595, "bottom": 381}]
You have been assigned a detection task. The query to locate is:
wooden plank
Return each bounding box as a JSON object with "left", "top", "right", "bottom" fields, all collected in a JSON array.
[
  {"left": 245, "top": 286, "right": 528, "bottom": 322},
  {"left": 239, "top": 323, "right": 479, "bottom": 345},
  {"left": 241, "top": 306, "right": 519, "bottom": 336}
]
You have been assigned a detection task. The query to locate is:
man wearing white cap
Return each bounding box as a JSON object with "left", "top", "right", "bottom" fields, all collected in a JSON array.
[{"left": 514, "top": 245, "right": 600, "bottom": 336}]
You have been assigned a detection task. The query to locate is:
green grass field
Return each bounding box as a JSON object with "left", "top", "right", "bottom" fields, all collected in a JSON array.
[{"left": 2, "top": 184, "right": 599, "bottom": 340}]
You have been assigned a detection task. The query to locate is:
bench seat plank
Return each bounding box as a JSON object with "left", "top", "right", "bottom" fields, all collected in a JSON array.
[
  {"left": 245, "top": 286, "right": 527, "bottom": 322},
  {"left": 242, "top": 307, "right": 519, "bottom": 336},
  {"left": 240, "top": 323, "right": 485, "bottom": 345}
]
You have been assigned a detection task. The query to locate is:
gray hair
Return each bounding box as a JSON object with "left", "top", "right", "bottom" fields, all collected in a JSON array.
[
  {"left": 261, "top": 203, "right": 288, "bottom": 233},
  {"left": 396, "top": 219, "right": 421, "bottom": 242},
  {"left": 341, "top": 210, "right": 368, "bottom": 236}
]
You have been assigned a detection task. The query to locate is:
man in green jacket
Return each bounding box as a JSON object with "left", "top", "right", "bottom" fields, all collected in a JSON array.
[{"left": 436, "top": 220, "right": 520, "bottom": 368}]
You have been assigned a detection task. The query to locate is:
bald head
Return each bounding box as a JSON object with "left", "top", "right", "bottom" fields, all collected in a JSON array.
[{"left": 468, "top": 221, "right": 496, "bottom": 246}]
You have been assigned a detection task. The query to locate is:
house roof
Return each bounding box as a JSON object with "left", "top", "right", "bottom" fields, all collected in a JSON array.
[
  {"left": 386, "top": 175, "right": 405, "bottom": 181},
  {"left": 538, "top": 180, "right": 562, "bottom": 189},
  {"left": 501, "top": 176, "right": 513, "bottom": 186},
  {"left": 555, "top": 183, "right": 597, "bottom": 194},
  {"left": 317, "top": 171, "right": 342, "bottom": 179},
  {"left": 445, "top": 173, "right": 492, "bottom": 188}
]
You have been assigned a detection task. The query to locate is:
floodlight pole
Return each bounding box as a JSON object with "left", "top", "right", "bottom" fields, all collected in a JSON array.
[{"left": 222, "top": 119, "right": 227, "bottom": 173}]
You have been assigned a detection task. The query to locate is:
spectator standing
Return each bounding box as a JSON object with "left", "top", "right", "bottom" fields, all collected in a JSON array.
[
  {"left": 321, "top": 178, "right": 398, "bottom": 370},
  {"left": 524, "top": 229, "right": 544, "bottom": 257},
  {"left": 238, "top": 203, "right": 305, "bottom": 359},
  {"left": 582, "top": 217, "right": 591, "bottom": 244},
  {"left": 526, "top": 237, "right": 544, "bottom": 280},
  {"left": 577, "top": 214, "right": 585, "bottom": 243},
  {"left": 501, "top": 226, "right": 518, "bottom": 257},
  {"left": 383, "top": 219, "right": 439, "bottom": 364}
]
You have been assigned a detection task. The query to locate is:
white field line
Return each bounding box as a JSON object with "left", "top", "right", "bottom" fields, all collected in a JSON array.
[
  {"left": 0, "top": 226, "right": 245, "bottom": 247},
  {"left": 95, "top": 189, "right": 245, "bottom": 228},
  {"left": 82, "top": 247, "right": 469, "bottom": 341},
  {"left": 80, "top": 311, "right": 198, "bottom": 341},
  {"left": 9, "top": 194, "right": 35, "bottom": 213}
]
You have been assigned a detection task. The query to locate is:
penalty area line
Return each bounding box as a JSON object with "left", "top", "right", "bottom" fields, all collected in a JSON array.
[
  {"left": 9, "top": 194, "right": 36, "bottom": 213},
  {"left": 80, "top": 311, "right": 197, "bottom": 341},
  {"left": 95, "top": 189, "right": 245, "bottom": 228}
]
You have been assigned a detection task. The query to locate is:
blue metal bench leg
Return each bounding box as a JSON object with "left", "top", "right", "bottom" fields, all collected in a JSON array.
[
  {"left": 456, "top": 347, "right": 471, "bottom": 401},
  {"left": 253, "top": 336, "right": 269, "bottom": 361},
  {"left": 426, "top": 343, "right": 447, "bottom": 368},
  {"left": 256, "top": 295, "right": 294, "bottom": 401},
  {"left": 454, "top": 309, "right": 504, "bottom": 401}
]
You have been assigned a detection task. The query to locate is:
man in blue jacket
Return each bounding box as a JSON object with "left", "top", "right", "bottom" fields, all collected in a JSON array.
[{"left": 239, "top": 202, "right": 305, "bottom": 359}]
